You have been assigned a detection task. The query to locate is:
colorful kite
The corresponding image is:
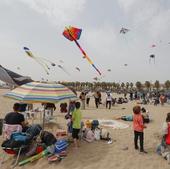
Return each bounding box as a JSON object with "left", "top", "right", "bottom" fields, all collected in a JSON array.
[
  {"left": 75, "top": 67, "right": 80, "bottom": 72},
  {"left": 63, "top": 26, "right": 101, "bottom": 76},
  {"left": 23, "top": 47, "right": 56, "bottom": 75},
  {"left": 120, "top": 27, "right": 130, "bottom": 34}
]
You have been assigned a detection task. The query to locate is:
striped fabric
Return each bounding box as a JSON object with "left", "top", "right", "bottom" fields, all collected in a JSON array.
[{"left": 4, "top": 82, "right": 77, "bottom": 103}]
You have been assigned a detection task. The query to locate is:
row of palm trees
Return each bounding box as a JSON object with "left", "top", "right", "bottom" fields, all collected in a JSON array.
[{"left": 60, "top": 80, "right": 170, "bottom": 92}]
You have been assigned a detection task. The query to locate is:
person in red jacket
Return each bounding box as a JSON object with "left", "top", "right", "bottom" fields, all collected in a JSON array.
[{"left": 133, "top": 105, "right": 147, "bottom": 153}]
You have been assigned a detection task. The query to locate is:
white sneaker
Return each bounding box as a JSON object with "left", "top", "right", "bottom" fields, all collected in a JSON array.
[{"left": 108, "top": 140, "right": 113, "bottom": 144}]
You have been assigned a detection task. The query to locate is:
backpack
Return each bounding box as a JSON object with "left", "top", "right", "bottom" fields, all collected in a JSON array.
[
  {"left": 55, "top": 140, "right": 68, "bottom": 153},
  {"left": 40, "top": 131, "right": 57, "bottom": 146},
  {"left": 26, "top": 124, "right": 42, "bottom": 139},
  {"left": 11, "top": 132, "right": 31, "bottom": 144},
  {"left": 2, "top": 139, "right": 24, "bottom": 149}
]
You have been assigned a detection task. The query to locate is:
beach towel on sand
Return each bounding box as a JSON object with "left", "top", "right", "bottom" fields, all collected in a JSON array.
[{"left": 99, "top": 120, "right": 129, "bottom": 129}]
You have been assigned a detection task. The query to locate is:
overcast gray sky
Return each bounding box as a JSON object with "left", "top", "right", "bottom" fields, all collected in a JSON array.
[{"left": 0, "top": 0, "right": 170, "bottom": 83}]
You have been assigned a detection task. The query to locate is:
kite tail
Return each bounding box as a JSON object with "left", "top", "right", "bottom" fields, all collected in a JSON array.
[
  {"left": 34, "top": 58, "right": 49, "bottom": 75},
  {"left": 92, "top": 64, "right": 102, "bottom": 76},
  {"left": 74, "top": 40, "right": 101, "bottom": 76},
  {"left": 74, "top": 40, "right": 86, "bottom": 56},
  {"left": 37, "top": 57, "right": 53, "bottom": 64},
  {"left": 38, "top": 58, "right": 50, "bottom": 70}
]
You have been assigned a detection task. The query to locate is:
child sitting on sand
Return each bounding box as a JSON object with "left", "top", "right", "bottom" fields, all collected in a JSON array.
[
  {"left": 141, "top": 107, "right": 150, "bottom": 123},
  {"left": 133, "top": 105, "right": 147, "bottom": 153}
]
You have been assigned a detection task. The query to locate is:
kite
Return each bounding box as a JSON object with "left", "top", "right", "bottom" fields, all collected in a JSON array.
[
  {"left": 75, "top": 67, "right": 80, "bottom": 72},
  {"left": 23, "top": 47, "right": 56, "bottom": 75},
  {"left": 51, "top": 63, "right": 56, "bottom": 66},
  {"left": 93, "top": 77, "right": 98, "bottom": 81},
  {"left": 36, "top": 57, "right": 56, "bottom": 67},
  {"left": 63, "top": 26, "right": 101, "bottom": 76},
  {"left": 124, "top": 64, "right": 128, "bottom": 66},
  {"left": 0, "top": 65, "right": 33, "bottom": 86},
  {"left": 58, "top": 65, "right": 70, "bottom": 76},
  {"left": 107, "top": 69, "right": 111, "bottom": 72},
  {"left": 120, "top": 27, "right": 130, "bottom": 34},
  {"left": 23, "top": 47, "right": 49, "bottom": 74},
  {"left": 151, "top": 44, "right": 156, "bottom": 48},
  {"left": 149, "top": 54, "right": 155, "bottom": 64},
  {"left": 93, "top": 75, "right": 105, "bottom": 81}
]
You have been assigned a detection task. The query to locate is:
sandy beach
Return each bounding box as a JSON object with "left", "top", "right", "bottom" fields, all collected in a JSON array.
[
  {"left": 1, "top": 0, "right": 170, "bottom": 168},
  {"left": 0, "top": 89, "right": 170, "bottom": 169}
]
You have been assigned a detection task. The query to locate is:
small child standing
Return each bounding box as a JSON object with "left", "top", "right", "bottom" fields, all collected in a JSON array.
[
  {"left": 72, "top": 102, "right": 82, "bottom": 148},
  {"left": 133, "top": 105, "right": 147, "bottom": 153}
]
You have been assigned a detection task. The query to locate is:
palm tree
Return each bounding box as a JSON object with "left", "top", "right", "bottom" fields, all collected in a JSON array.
[
  {"left": 130, "top": 82, "right": 133, "bottom": 89},
  {"left": 164, "top": 80, "right": 170, "bottom": 90},
  {"left": 135, "top": 81, "right": 142, "bottom": 91},
  {"left": 144, "top": 81, "right": 151, "bottom": 91},
  {"left": 126, "top": 82, "right": 130, "bottom": 90},
  {"left": 154, "top": 80, "right": 160, "bottom": 91},
  {"left": 116, "top": 83, "right": 120, "bottom": 92},
  {"left": 121, "top": 82, "right": 125, "bottom": 89}
]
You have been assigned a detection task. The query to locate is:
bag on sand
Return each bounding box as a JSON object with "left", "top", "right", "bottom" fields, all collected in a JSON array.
[
  {"left": 55, "top": 140, "right": 68, "bottom": 153},
  {"left": 40, "top": 131, "right": 57, "bottom": 147},
  {"left": 26, "top": 124, "right": 42, "bottom": 139}
]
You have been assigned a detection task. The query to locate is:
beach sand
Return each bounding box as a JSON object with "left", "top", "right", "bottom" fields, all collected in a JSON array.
[{"left": 0, "top": 89, "right": 169, "bottom": 169}]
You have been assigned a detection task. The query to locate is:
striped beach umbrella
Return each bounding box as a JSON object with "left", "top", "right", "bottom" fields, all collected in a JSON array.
[
  {"left": 4, "top": 82, "right": 77, "bottom": 129},
  {"left": 4, "top": 82, "right": 77, "bottom": 103}
]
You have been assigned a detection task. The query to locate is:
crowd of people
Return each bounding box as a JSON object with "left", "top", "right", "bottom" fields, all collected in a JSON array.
[
  {"left": 129, "top": 91, "right": 168, "bottom": 106},
  {"left": 78, "top": 90, "right": 129, "bottom": 110},
  {"left": 1, "top": 90, "right": 170, "bottom": 165}
]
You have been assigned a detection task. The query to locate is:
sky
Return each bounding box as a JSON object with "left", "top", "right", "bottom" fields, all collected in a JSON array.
[{"left": 0, "top": 0, "right": 170, "bottom": 83}]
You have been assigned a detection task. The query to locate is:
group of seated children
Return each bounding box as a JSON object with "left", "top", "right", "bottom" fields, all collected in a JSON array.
[{"left": 116, "top": 107, "right": 150, "bottom": 123}]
